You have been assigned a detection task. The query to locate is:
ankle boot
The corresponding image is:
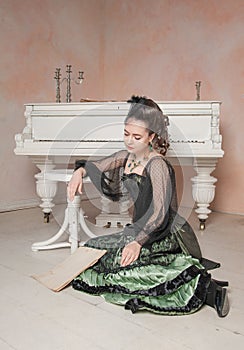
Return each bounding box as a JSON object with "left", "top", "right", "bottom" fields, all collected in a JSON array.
[{"left": 205, "top": 280, "right": 230, "bottom": 317}]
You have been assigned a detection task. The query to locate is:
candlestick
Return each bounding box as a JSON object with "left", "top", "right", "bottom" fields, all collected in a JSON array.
[
  {"left": 54, "top": 68, "right": 61, "bottom": 103},
  {"left": 195, "top": 81, "right": 201, "bottom": 101},
  {"left": 66, "top": 65, "right": 72, "bottom": 103},
  {"left": 54, "top": 65, "right": 84, "bottom": 103}
]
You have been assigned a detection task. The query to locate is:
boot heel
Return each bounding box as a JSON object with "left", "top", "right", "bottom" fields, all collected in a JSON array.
[
  {"left": 215, "top": 287, "right": 230, "bottom": 318},
  {"left": 205, "top": 280, "right": 230, "bottom": 317},
  {"left": 212, "top": 279, "right": 229, "bottom": 287}
]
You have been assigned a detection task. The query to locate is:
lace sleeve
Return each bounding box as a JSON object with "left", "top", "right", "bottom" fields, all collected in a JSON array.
[
  {"left": 74, "top": 150, "right": 128, "bottom": 201},
  {"left": 75, "top": 150, "right": 128, "bottom": 173},
  {"left": 135, "top": 157, "right": 173, "bottom": 245}
]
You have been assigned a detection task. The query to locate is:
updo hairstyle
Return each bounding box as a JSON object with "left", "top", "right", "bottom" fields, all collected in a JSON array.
[{"left": 125, "top": 95, "right": 169, "bottom": 156}]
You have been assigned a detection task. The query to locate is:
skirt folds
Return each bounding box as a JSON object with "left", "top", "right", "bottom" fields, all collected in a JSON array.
[{"left": 72, "top": 230, "right": 210, "bottom": 315}]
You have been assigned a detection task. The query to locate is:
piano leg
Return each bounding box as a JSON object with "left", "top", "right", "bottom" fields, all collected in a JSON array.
[
  {"left": 199, "top": 219, "right": 206, "bottom": 231},
  {"left": 191, "top": 158, "right": 218, "bottom": 230},
  {"left": 44, "top": 213, "right": 50, "bottom": 223},
  {"left": 33, "top": 159, "right": 57, "bottom": 223}
]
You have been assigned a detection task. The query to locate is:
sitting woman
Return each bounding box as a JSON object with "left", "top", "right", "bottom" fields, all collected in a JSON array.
[{"left": 67, "top": 96, "right": 229, "bottom": 317}]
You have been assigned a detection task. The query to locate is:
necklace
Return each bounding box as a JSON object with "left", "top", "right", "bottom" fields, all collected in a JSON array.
[{"left": 127, "top": 152, "right": 150, "bottom": 173}]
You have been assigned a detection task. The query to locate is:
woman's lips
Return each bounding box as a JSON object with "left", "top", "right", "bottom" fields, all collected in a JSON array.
[{"left": 126, "top": 145, "right": 134, "bottom": 150}]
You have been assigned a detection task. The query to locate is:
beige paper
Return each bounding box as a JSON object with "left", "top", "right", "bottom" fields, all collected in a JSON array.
[{"left": 32, "top": 247, "right": 106, "bottom": 292}]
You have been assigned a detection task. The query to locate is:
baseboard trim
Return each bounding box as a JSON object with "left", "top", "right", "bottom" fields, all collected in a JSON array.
[
  {"left": 1, "top": 199, "right": 243, "bottom": 216},
  {"left": 212, "top": 209, "right": 244, "bottom": 216},
  {"left": 0, "top": 199, "right": 40, "bottom": 212},
  {"left": 0, "top": 195, "right": 101, "bottom": 213}
]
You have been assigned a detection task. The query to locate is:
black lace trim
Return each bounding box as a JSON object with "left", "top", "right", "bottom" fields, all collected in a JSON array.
[
  {"left": 124, "top": 272, "right": 211, "bottom": 314},
  {"left": 72, "top": 267, "right": 211, "bottom": 314},
  {"left": 72, "top": 265, "right": 205, "bottom": 298}
]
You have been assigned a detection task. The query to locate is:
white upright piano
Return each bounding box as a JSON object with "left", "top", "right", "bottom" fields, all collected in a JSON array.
[{"left": 14, "top": 101, "right": 224, "bottom": 230}]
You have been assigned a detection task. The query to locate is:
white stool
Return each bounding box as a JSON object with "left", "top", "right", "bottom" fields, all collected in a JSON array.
[{"left": 32, "top": 169, "right": 97, "bottom": 253}]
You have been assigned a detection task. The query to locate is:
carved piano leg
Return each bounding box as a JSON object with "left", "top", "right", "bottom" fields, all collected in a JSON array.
[
  {"left": 35, "top": 172, "right": 57, "bottom": 222},
  {"left": 32, "top": 158, "right": 57, "bottom": 222},
  {"left": 191, "top": 158, "right": 218, "bottom": 230}
]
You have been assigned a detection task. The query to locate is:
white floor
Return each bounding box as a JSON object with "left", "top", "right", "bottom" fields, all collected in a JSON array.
[{"left": 0, "top": 204, "right": 243, "bottom": 350}]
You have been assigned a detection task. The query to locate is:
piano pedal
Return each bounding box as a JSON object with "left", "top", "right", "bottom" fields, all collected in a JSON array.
[
  {"left": 44, "top": 212, "right": 50, "bottom": 223},
  {"left": 104, "top": 222, "right": 111, "bottom": 228},
  {"left": 199, "top": 219, "right": 205, "bottom": 230},
  {"left": 117, "top": 222, "right": 123, "bottom": 228}
]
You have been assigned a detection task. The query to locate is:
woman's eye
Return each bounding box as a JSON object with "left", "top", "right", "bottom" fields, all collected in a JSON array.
[{"left": 135, "top": 136, "right": 141, "bottom": 140}]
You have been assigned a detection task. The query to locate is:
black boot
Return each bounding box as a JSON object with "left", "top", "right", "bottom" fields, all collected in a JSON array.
[
  {"left": 205, "top": 280, "right": 230, "bottom": 317},
  {"left": 212, "top": 278, "right": 229, "bottom": 287}
]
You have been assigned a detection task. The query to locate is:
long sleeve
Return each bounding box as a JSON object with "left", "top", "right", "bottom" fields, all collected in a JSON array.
[
  {"left": 135, "top": 157, "right": 173, "bottom": 246},
  {"left": 74, "top": 150, "right": 128, "bottom": 201},
  {"left": 75, "top": 150, "right": 128, "bottom": 173}
]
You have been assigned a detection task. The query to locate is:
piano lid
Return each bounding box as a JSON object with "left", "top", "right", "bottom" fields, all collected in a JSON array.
[{"left": 15, "top": 101, "right": 224, "bottom": 159}]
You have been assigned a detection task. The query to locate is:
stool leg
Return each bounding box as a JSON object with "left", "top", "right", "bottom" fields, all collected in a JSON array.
[
  {"left": 31, "top": 193, "right": 98, "bottom": 253},
  {"left": 68, "top": 196, "right": 81, "bottom": 253},
  {"left": 79, "top": 208, "right": 97, "bottom": 239},
  {"left": 31, "top": 208, "right": 70, "bottom": 251}
]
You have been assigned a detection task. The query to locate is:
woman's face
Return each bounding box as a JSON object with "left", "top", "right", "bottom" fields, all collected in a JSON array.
[{"left": 124, "top": 118, "right": 153, "bottom": 156}]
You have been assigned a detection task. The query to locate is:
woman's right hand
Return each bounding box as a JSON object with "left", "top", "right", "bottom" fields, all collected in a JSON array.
[{"left": 67, "top": 168, "right": 84, "bottom": 201}]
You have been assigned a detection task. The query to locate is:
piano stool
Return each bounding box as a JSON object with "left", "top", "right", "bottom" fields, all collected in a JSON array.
[{"left": 31, "top": 170, "right": 97, "bottom": 253}]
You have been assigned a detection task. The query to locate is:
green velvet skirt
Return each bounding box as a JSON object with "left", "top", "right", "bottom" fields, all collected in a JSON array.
[{"left": 72, "top": 230, "right": 210, "bottom": 315}]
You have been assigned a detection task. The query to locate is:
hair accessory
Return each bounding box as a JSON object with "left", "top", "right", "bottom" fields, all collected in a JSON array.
[
  {"left": 127, "top": 95, "right": 147, "bottom": 104},
  {"left": 164, "top": 115, "right": 169, "bottom": 126}
]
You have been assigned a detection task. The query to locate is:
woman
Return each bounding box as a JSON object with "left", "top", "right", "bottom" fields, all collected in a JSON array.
[{"left": 67, "top": 96, "right": 229, "bottom": 317}]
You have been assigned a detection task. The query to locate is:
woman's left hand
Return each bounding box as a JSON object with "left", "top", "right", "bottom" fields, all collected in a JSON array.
[{"left": 121, "top": 241, "right": 141, "bottom": 267}]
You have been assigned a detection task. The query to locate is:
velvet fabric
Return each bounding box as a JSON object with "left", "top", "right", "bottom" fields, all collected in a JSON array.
[{"left": 72, "top": 151, "right": 216, "bottom": 315}]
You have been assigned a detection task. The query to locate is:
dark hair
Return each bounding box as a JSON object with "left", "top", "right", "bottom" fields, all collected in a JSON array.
[{"left": 125, "top": 95, "right": 169, "bottom": 155}]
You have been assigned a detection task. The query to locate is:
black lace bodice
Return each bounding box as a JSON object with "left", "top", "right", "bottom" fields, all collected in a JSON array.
[{"left": 75, "top": 151, "right": 179, "bottom": 246}]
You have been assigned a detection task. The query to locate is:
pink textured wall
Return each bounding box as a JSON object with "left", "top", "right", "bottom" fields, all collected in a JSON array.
[
  {"left": 0, "top": 0, "right": 243, "bottom": 215},
  {"left": 102, "top": 0, "right": 244, "bottom": 214},
  {"left": 0, "top": 0, "right": 105, "bottom": 208}
]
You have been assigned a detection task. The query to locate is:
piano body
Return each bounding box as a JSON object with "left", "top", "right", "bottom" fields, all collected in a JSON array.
[{"left": 14, "top": 101, "right": 224, "bottom": 230}]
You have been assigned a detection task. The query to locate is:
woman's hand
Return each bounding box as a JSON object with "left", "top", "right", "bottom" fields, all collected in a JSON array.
[
  {"left": 67, "top": 168, "right": 84, "bottom": 201},
  {"left": 121, "top": 241, "right": 141, "bottom": 267}
]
